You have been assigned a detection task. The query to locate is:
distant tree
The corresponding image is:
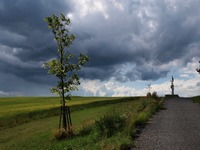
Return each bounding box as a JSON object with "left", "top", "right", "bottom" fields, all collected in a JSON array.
[
  {"left": 43, "top": 14, "right": 89, "bottom": 131},
  {"left": 197, "top": 61, "right": 200, "bottom": 74}
]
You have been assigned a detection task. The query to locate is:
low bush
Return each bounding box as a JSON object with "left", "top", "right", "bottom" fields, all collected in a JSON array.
[
  {"left": 95, "top": 113, "right": 126, "bottom": 137},
  {"left": 146, "top": 91, "right": 161, "bottom": 101},
  {"left": 146, "top": 92, "right": 152, "bottom": 98},
  {"left": 152, "top": 91, "right": 161, "bottom": 101}
]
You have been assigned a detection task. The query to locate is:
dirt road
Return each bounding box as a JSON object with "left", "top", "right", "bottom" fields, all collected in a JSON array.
[{"left": 133, "top": 98, "right": 200, "bottom": 150}]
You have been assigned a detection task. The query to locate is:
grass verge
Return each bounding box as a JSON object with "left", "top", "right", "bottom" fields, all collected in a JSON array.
[{"left": 0, "top": 96, "right": 164, "bottom": 150}]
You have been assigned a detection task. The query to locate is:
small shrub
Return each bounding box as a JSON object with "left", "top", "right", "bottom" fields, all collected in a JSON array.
[
  {"left": 151, "top": 91, "right": 159, "bottom": 100},
  {"left": 146, "top": 92, "right": 151, "bottom": 98},
  {"left": 146, "top": 91, "right": 161, "bottom": 101},
  {"left": 95, "top": 114, "right": 126, "bottom": 137},
  {"left": 53, "top": 128, "right": 74, "bottom": 140}
]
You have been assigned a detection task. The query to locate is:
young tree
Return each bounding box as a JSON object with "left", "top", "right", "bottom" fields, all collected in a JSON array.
[
  {"left": 197, "top": 61, "right": 200, "bottom": 74},
  {"left": 43, "top": 14, "right": 89, "bottom": 130}
]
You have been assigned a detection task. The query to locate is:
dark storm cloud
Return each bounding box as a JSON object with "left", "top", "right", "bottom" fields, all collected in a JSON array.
[
  {"left": 0, "top": 0, "right": 72, "bottom": 52},
  {"left": 0, "top": 0, "right": 72, "bottom": 86},
  {"left": 152, "top": 0, "right": 200, "bottom": 65},
  {"left": 1, "top": 0, "right": 200, "bottom": 96},
  {"left": 0, "top": 0, "right": 74, "bottom": 96},
  {"left": 69, "top": 0, "right": 200, "bottom": 81}
]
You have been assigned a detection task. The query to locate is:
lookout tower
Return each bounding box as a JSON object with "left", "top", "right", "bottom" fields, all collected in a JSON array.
[
  {"left": 197, "top": 61, "right": 200, "bottom": 74},
  {"left": 165, "top": 76, "right": 179, "bottom": 98},
  {"left": 171, "top": 76, "right": 174, "bottom": 95}
]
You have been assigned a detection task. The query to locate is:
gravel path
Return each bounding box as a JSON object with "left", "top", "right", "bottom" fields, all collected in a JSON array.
[{"left": 133, "top": 98, "right": 200, "bottom": 150}]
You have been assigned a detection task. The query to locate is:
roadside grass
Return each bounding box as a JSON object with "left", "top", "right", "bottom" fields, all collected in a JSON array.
[
  {"left": 192, "top": 96, "right": 200, "bottom": 104},
  {"left": 0, "top": 96, "right": 164, "bottom": 150}
]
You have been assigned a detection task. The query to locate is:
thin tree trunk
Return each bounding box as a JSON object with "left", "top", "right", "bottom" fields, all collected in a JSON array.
[
  {"left": 60, "top": 46, "right": 67, "bottom": 129},
  {"left": 68, "top": 106, "right": 72, "bottom": 128},
  {"left": 66, "top": 107, "right": 70, "bottom": 130},
  {"left": 61, "top": 75, "right": 67, "bottom": 129},
  {"left": 59, "top": 105, "right": 62, "bottom": 129}
]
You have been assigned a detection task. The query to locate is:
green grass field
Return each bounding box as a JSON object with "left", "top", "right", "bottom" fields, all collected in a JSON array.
[
  {"left": 0, "top": 96, "right": 126, "bottom": 128},
  {"left": 0, "top": 96, "right": 163, "bottom": 150},
  {"left": 0, "top": 96, "right": 125, "bottom": 118}
]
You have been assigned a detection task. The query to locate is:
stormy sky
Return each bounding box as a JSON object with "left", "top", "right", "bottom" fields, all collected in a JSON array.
[{"left": 0, "top": 0, "right": 200, "bottom": 97}]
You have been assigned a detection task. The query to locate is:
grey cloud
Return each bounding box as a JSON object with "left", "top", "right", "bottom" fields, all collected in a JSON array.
[
  {"left": 0, "top": 72, "right": 53, "bottom": 96},
  {"left": 196, "top": 82, "right": 200, "bottom": 87},
  {"left": 0, "top": 0, "right": 72, "bottom": 94},
  {"left": 153, "top": 0, "right": 200, "bottom": 65},
  {"left": 0, "top": 0, "right": 72, "bottom": 53},
  {"left": 74, "top": 0, "right": 200, "bottom": 81},
  {"left": 79, "top": 65, "right": 116, "bottom": 81}
]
